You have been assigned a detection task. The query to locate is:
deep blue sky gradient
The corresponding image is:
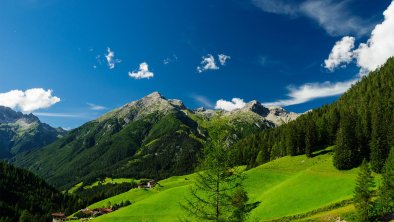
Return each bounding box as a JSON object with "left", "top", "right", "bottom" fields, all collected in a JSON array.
[{"left": 0, "top": 0, "right": 390, "bottom": 128}]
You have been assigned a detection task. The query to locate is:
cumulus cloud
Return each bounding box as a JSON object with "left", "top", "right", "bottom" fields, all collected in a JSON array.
[
  {"left": 252, "top": 0, "right": 373, "bottom": 36},
  {"left": 354, "top": 1, "right": 394, "bottom": 73},
  {"left": 324, "top": 36, "right": 355, "bottom": 71},
  {"left": 218, "top": 54, "right": 231, "bottom": 66},
  {"left": 324, "top": 2, "right": 394, "bottom": 74},
  {"left": 0, "top": 88, "right": 60, "bottom": 113},
  {"left": 215, "top": 98, "right": 246, "bottom": 111},
  {"left": 197, "top": 54, "right": 219, "bottom": 73},
  {"left": 128, "top": 62, "right": 154, "bottom": 79},
  {"left": 105, "top": 47, "right": 121, "bottom": 69},
  {"left": 263, "top": 79, "right": 357, "bottom": 107},
  {"left": 87, "top": 103, "right": 106, "bottom": 111}
]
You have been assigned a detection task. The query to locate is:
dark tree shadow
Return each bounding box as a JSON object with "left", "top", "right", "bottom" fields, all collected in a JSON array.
[
  {"left": 246, "top": 201, "right": 261, "bottom": 213},
  {"left": 310, "top": 149, "right": 333, "bottom": 158}
]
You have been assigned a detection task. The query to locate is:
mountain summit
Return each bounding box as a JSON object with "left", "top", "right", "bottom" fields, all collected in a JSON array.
[
  {"left": 0, "top": 106, "right": 65, "bottom": 158},
  {"left": 13, "top": 93, "right": 298, "bottom": 189}
]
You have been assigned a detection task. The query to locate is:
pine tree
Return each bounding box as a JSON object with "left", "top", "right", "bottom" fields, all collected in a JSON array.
[
  {"left": 378, "top": 147, "right": 394, "bottom": 215},
  {"left": 230, "top": 187, "right": 249, "bottom": 222},
  {"left": 333, "top": 112, "right": 360, "bottom": 170},
  {"left": 18, "top": 210, "right": 31, "bottom": 222},
  {"left": 370, "top": 99, "right": 389, "bottom": 173},
  {"left": 255, "top": 150, "right": 265, "bottom": 166},
  {"left": 181, "top": 133, "right": 247, "bottom": 221},
  {"left": 354, "top": 159, "right": 375, "bottom": 222},
  {"left": 305, "top": 120, "right": 317, "bottom": 158}
]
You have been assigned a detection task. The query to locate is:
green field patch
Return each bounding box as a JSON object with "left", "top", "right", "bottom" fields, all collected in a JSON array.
[{"left": 87, "top": 149, "right": 362, "bottom": 221}]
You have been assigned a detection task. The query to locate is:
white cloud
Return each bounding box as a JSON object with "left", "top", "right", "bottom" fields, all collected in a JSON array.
[
  {"left": 163, "top": 58, "right": 171, "bottom": 65},
  {"left": 128, "top": 62, "right": 154, "bottom": 79},
  {"left": 163, "top": 54, "right": 178, "bottom": 65},
  {"left": 197, "top": 54, "right": 219, "bottom": 73},
  {"left": 218, "top": 54, "right": 231, "bottom": 66},
  {"left": 34, "top": 112, "right": 84, "bottom": 118},
  {"left": 87, "top": 103, "right": 106, "bottom": 111},
  {"left": 252, "top": 0, "right": 297, "bottom": 16},
  {"left": 252, "top": 0, "right": 372, "bottom": 36},
  {"left": 324, "top": 2, "right": 394, "bottom": 74},
  {"left": 354, "top": 1, "right": 394, "bottom": 73},
  {"left": 215, "top": 98, "right": 246, "bottom": 111},
  {"left": 299, "top": 0, "right": 371, "bottom": 37},
  {"left": 324, "top": 36, "right": 355, "bottom": 71},
  {"left": 263, "top": 79, "right": 357, "bottom": 107},
  {"left": 191, "top": 95, "right": 214, "bottom": 108},
  {"left": 105, "top": 47, "right": 121, "bottom": 69},
  {"left": 0, "top": 88, "right": 60, "bottom": 113},
  {"left": 264, "top": 1, "right": 394, "bottom": 108}
]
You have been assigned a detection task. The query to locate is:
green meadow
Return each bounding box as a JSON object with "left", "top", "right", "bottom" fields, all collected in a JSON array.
[{"left": 86, "top": 147, "right": 361, "bottom": 221}]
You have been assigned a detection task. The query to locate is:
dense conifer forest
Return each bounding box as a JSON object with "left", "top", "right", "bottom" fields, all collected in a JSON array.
[
  {"left": 0, "top": 162, "right": 85, "bottom": 222},
  {"left": 231, "top": 57, "right": 394, "bottom": 172}
]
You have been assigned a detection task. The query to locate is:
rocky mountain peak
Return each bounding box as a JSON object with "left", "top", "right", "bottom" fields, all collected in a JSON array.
[
  {"left": 241, "top": 100, "right": 269, "bottom": 116},
  {"left": 0, "top": 106, "right": 64, "bottom": 158},
  {"left": 0, "top": 106, "right": 39, "bottom": 124},
  {"left": 265, "top": 105, "right": 299, "bottom": 126},
  {"left": 168, "top": 99, "right": 186, "bottom": 110},
  {"left": 145, "top": 91, "right": 165, "bottom": 100}
]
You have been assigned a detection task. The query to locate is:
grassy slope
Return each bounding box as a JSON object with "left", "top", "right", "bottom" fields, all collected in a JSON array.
[{"left": 88, "top": 147, "right": 360, "bottom": 222}]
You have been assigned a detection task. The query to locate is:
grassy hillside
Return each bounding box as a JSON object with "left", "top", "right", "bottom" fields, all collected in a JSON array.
[
  {"left": 84, "top": 147, "right": 366, "bottom": 222},
  {"left": 13, "top": 93, "right": 274, "bottom": 190},
  {"left": 232, "top": 57, "right": 394, "bottom": 172}
]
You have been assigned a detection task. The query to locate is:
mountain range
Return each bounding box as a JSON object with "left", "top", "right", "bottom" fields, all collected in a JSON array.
[
  {"left": 0, "top": 106, "right": 66, "bottom": 159},
  {"left": 11, "top": 92, "right": 298, "bottom": 189}
]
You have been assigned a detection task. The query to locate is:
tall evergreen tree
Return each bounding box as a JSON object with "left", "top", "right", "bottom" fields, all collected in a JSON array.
[
  {"left": 333, "top": 112, "right": 360, "bottom": 169},
  {"left": 181, "top": 133, "right": 247, "bottom": 221},
  {"left": 305, "top": 120, "right": 317, "bottom": 157},
  {"left": 230, "top": 186, "right": 249, "bottom": 222},
  {"left": 378, "top": 147, "right": 394, "bottom": 216},
  {"left": 370, "top": 101, "right": 389, "bottom": 173},
  {"left": 354, "top": 159, "right": 375, "bottom": 222}
]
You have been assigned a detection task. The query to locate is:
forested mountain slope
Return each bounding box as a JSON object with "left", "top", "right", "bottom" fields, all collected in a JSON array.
[
  {"left": 0, "top": 161, "right": 84, "bottom": 222},
  {"left": 232, "top": 57, "right": 394, "bottom": 172},
  {"left": 0, "top": 106, "right": 65, "bottom": 158},
  {"left": 13, "top": 92, "right": 297, "bottom": 190}
]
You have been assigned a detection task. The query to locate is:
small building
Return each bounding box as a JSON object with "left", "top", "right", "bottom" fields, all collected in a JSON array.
[
  {"left": 81, "top": 208, "right": 93, "bottom": 216},
  {"left": 51, "top": 213, "right": 65, "bottom": 222},
  {"left": 92, "top": 208, "right": 113, "bottom": 216},
  {"left": 138, "top": 180, "right": 156, "bottom": 189},
  {"left": 147, "top": 180, "right": 156, "bottom": 188}
]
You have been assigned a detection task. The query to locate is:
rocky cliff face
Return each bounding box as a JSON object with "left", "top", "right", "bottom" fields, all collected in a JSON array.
[
  {"left": 0, "top": 106, "right": 65, "bottom": 158},
  {"left": 194, "top": 99, "right": 299, "bottom": 127}
]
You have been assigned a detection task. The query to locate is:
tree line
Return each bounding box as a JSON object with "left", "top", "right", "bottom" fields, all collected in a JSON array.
[
  {"left": 0, "top": 161, "right": 85, "bottom": 222},
  {"left": 231, "top": 57, "right": 394, "bottom": 173}
]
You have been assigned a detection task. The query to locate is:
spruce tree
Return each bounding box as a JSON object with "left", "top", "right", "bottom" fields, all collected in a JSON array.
[
  {"left": 354, "top": 159, "right": 375, "bottom": 222},
  {"left": 333, "top": 112, "right": 360, "bottom": 170},
  {"left": 305, "top": 120, "right": 317, "bottom": 158},
  {"left": 378, "top": 147, "right": 394, "bottom": 215},
  {"left": 370, "top": 99, "right": 389, "bottom": 173},
  {"left": 181, "top": 133, "right": 248, "bottom": 221},
  {"left": 255, "top": 150, "right": 265, "bottom": 166}
]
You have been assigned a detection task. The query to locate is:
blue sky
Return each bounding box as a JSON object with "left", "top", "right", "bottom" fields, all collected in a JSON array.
[{"left": 0, "top": 0, "right": 392, "bottom": 128}]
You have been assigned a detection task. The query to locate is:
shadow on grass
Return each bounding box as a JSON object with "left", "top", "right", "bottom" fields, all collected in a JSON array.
[
  {"left": 247, "top": 201, "right": 261, "bottom": 212},
  {"left": 310, "top": 149, "right": 333, "bottom": 158}
]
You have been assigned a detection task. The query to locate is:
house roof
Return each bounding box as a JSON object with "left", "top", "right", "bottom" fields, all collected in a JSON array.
[
  {"left": 51, "top": 213, "right": 65, "bottom": 217},
  {"left": 94, "top": 208, "right": 113, "bottom": 213}
]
